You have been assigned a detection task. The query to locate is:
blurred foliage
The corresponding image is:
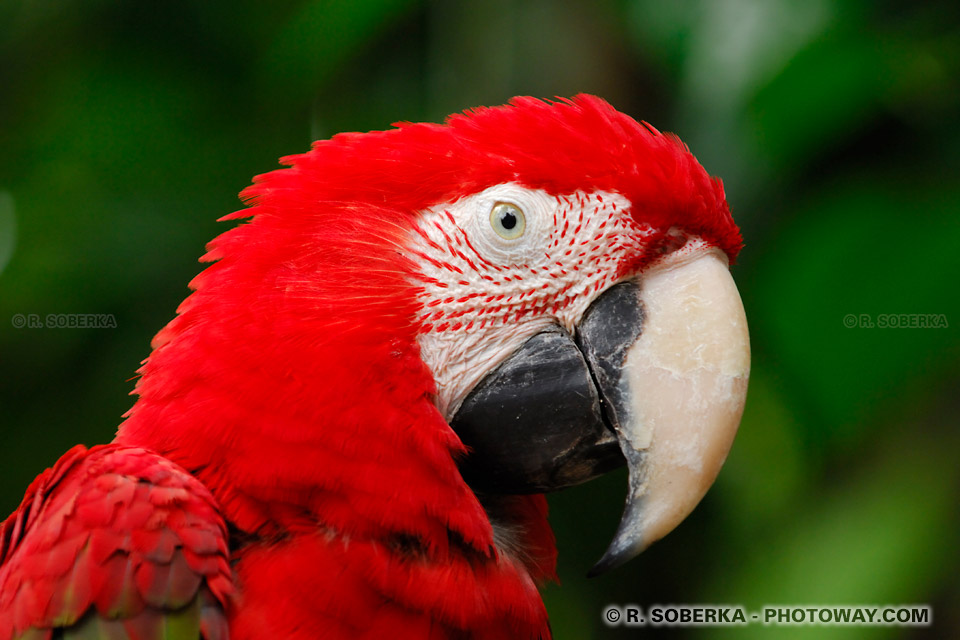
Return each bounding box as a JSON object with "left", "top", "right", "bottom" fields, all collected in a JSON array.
[{"left": 1, "top": 0, "right": 958, "bottom": 637}]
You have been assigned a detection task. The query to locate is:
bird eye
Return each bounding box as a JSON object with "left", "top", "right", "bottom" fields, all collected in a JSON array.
[{"left": 489, "top": 202, "right": 526, "bottom": 240}]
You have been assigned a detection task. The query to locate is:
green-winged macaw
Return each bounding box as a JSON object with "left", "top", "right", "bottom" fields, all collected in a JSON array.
[{"left": 0, "top": 95, "right": 749, "bottom": 639}]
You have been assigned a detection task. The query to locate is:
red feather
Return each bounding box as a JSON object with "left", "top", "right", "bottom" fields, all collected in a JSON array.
[
  {"left": 4, "top": 95, "right": 739, "bottom": 639},
  {"left": 0, "top": 445, "right": 232, "bottom": 639}
]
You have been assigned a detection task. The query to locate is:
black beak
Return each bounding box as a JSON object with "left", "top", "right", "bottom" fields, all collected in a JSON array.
[
  {"left": 451, "top": 282, "right": 643, "bottom": 494},
  {"left": 450, "top": 251, "right": 750, "bottom": 575}
]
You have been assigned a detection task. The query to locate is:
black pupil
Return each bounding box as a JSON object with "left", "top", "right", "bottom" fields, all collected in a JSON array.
[{"left": 500, "top": 211, "right": 517, "bottom": 230}]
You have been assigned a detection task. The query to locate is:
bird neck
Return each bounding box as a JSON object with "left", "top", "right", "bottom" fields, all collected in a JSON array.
[
  {"left": 114, "top": 211, "right": 557, "bottom": 594},
  {"left": 115, "top": 308, "right": 490, "bottom": 554}
]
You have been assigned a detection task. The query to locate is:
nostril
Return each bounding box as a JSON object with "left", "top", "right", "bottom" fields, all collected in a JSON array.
[{"left": 656, "top": 228, "right": 688, "bottom": 256}]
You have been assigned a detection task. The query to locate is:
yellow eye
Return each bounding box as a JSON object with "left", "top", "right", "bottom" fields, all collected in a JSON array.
[{"left": 489, "top": 202, "right": 526, "bottom": 240}]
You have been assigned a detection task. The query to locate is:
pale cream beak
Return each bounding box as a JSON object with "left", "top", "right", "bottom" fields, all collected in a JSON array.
[{"left": 591, "top": 248, "right": 750, "bottom": 575}]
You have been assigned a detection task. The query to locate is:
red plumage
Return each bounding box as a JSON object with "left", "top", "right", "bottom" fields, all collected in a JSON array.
[
  {"left": 0, "top": 445, "right": 232, "bottom": 639},
  {"left": 1, "top": 95, "right": 740, "bottom": 639}
]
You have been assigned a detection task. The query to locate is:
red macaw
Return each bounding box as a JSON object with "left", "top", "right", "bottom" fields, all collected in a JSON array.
[{"left": 0, "top": 95, "right": 749, "bottom": 639}]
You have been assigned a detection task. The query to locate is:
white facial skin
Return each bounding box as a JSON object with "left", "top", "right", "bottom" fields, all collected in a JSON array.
[
  {"left": 409, "top": 183, "right": 750, "bottom": 565},
  {"left": 408, "top": 183, "right": 650, "bottom": 418}
]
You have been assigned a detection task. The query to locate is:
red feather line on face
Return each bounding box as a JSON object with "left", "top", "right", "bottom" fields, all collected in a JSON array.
[{"left": 410, "top": 192, "right": 647, "bottom": 339}]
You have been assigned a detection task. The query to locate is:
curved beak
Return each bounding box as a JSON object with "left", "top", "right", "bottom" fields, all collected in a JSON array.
[
  {"left": 450, "top": 248, "right": 749, "bottom": 575},
  {"left": 583, "top": 249, "right": 750, "bottom": 575}
]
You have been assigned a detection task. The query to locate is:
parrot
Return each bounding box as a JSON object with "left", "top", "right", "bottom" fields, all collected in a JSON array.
[{"left": 0, "top": 95, "right": 749, "bottom": 639}]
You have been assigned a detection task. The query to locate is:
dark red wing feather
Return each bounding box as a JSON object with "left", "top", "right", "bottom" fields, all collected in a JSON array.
[{"left": 0, "top": 445, "right": 233, "bottom": 640}]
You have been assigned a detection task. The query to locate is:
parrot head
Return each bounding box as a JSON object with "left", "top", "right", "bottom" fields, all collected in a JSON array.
[{"left": 118, "top": 95, "right": 748, "bottom": 579}]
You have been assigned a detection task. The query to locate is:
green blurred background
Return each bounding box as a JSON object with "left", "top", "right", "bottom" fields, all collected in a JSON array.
[{"left": 1, "top": 0, "right": 958, "bottom": 637}]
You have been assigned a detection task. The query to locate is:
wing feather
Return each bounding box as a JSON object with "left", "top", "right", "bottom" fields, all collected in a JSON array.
[{"left": 0, "top": 445, "right": 233, "bottom": 640}]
